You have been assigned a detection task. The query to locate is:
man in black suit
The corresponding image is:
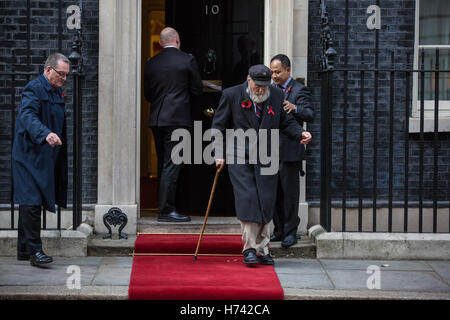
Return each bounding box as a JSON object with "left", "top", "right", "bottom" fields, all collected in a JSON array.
[
  {"left": 213, "top": 65, "right": 312, "bottom": 266},
  {"left": 144, "top": 27, "right": 203, "bottom": 222},
  {"left": 270, "top": 54, "right": 314, "bottom": 247}
]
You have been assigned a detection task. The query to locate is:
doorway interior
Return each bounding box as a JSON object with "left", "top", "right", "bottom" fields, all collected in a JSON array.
[{"left": 140, "top": 0, "right": 265, "bottom": 217}]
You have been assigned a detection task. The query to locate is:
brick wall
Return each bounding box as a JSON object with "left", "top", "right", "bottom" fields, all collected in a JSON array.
[
  {"left": 1, "top": 0, "right": 447, "bottom": 210},
  {"left": 306, "top": 0, "right": 449, "bottom": 205},
  {"left": 0, "top": 0, "right": 99, "bottom": 205}
]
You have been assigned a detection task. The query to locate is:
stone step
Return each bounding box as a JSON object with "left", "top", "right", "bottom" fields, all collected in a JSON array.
[
  {"left": 88, "top": 234, "right": 316, "bottom": 258},
  {"left": 88, "top": 216, "right": 316, "bottom": 258},
  {"left": 137, "top": 216, "right": 242, "bottom": 234}
]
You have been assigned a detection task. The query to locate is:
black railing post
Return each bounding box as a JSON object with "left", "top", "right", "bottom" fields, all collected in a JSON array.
[
  {"left": 69, "top": 30, "right": 83, "bottom": 230},
  {"left": 433, "top": 48, "right": 439, "bottom": 233},
  {"left": 419, "top": 49, "right": 425, "bottom": 233},
  {"left": 404, "top": 54, "right": 411, "bottom": 233},
  {"left": 359, "top": 50, "right": 365, "bottom": 232},
  {"left": 319, "top": 0, "right": 336, "bottom": 232},
  {"left": 388, "top": 51, "right": 395, "bottom": 233},
  {"left": 10, "top": 62, "right": 16, "bottom": 230}
]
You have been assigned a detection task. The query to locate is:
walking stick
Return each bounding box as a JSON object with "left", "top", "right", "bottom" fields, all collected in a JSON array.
[{"left": 193, "top": 168, "right": 221, "bottom": 261}]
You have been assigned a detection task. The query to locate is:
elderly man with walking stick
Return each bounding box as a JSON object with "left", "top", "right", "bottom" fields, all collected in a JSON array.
[{"left": 212, "top": 65, "right": 312, "bottom": 266}]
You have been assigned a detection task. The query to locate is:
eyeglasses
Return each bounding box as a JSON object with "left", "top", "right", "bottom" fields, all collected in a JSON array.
[{"left": 51, "top": 67, "right": 69, "bottom": 78}]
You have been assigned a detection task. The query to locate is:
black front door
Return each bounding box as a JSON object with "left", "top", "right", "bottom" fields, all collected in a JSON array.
[{"left": 166, "top": 0, "right": 264, "bottom": 215}]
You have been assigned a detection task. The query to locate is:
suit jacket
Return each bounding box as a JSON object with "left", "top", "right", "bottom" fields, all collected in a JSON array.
[
  {"left": 278, "top": 78, "right": 314, "bottom": 162},
  {"left": 144, "top": 47, "right": 203, "bottom": 128},
  {"left": 12, "top": 74, "right": 68, "bottom": 213},
  {"left": 212, "top": 82, "right": 305, "bottom": 223}
]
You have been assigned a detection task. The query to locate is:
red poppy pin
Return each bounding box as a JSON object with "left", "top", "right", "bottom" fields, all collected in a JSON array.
[
  {"left": 285, "top": 87, "right": 291, "bottom": 94},
  {"left": 241, "top": 98, "right": 252, "bottom": 109},
  {"left": 62, "top": 91, "right": 66, "bottom": 98},
  {"left": 267, "top": 106, "right": 274, "bottom": 115}
]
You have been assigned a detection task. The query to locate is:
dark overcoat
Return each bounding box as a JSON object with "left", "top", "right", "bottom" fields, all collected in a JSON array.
[
  {"left": 12, "top": 74, "right": 68, "bottom": 213},
  {"left": 212, "top": 82, "right": 304, "bottom": 224},
  {"left": 279, "top": 78, "right": 314, "bottom": 162}
]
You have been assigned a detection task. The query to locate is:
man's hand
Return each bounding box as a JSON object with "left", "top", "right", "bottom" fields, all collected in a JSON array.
[
  {"left": 46, "top": 132, "right": 62, "bottom": 147},
  {"left": 283, "top": 100, "right": 296, "bottom": 114},
  {"left": 300, "top": 131, "right": 312, "bottom": 145},
  {"left": 215, "top": 159, "right": 225, "bottom": 172}
]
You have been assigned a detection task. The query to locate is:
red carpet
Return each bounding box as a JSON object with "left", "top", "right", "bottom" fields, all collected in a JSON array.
[{"left": 128, "top": 234, "right": 284, "bottom": 300}]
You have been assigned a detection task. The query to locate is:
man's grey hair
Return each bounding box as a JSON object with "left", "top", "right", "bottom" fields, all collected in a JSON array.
[{"left": 44, "top": 53, "right": 70, "bottom": 69}]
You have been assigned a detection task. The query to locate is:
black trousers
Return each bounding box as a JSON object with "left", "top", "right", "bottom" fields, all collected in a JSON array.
[
  {"left": 17, "top": 205, "right": 43, "bottom": 256},
  {"left": 151, "top": 126, "right": 182, "bottom": 215},
  {"left": 273, "top": 161, "right": 301, "bottom": 238}
]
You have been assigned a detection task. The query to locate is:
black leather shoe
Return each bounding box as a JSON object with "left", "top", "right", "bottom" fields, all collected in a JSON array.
[
  {"left": 281, "top": 234, "right": 298, "bottom": 248},
  {"left": 270, "top": 234, "right": 283, "bottom": 242},
  {"left": 30, "top": 251, "right": 53, "bottom": 266},
  {"left": 258, "top": 254, "right": 275, "bottom": 265},
  {"left": 243, "top": 249, "right": 258, "bottom": 265},
  {"left": 157, "top": 211, "right": 191, "bottom": 222},
  {"left": 17, "top": 252, "right": 30, "bottom": 261}
]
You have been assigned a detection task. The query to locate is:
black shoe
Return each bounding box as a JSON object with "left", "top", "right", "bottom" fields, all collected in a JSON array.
[
  {"left": 157, "top": 211, "right": 191, "bottom": 222},
  {"left": 243, "top": 249, "right": 258, "bottom": 265},
  {"left": 17, "top": 252, "right": 30, "bottom": 261},
  {"left": 270, "top": 234, "right": 283, "bottom": 242},
  {"left": 30, "top": 251, "right": 53, "bottom": 266},
  {"left": 281, "top": 234, "right": 298, "bottom": 248},
  {"left": 258, "top": 254, "right": 275, "bottom": 265}
]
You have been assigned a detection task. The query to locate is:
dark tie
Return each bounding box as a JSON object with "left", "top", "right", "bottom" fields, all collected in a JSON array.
[{"left": 255, "top": 103, "right": 262, "bottom": 120}]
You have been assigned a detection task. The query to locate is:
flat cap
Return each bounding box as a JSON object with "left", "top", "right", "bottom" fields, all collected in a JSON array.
[{"left": 248, "top": 64, "right": 272, "bottom": 86}]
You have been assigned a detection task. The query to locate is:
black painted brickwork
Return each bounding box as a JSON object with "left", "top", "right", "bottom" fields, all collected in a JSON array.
[
  {"left": 1, "top": 0, "right": 447, "bottom": 209},
  {"left": 307, "top": 0, "right": 449, "bottom": 204},
  {"left": 0, "top": 0, "right": 99, "bottom": 205}
]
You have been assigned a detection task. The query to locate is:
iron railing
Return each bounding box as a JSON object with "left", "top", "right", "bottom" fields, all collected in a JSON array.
[{"left": 319, "top": 0, "right": 450, "bottom": 233}]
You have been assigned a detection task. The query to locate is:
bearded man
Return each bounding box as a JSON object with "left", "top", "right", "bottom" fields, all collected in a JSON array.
[{"left": 212, "top": 65, "right": 312, "bottom": 266}]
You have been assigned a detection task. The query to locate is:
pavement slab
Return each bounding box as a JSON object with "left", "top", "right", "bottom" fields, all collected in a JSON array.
[
  {"left": 326, "top": 269, "right": 449, "bottom": 291},
  {"left": 91, "top": 257, "right": 132, "bottom": 286},
  {"left": 274, "top": 258, "right": 324, "bottom": 274},
  {"left": 0, "top": 257, "right": 102, "bottom": 287},
  {"left": 277, "top": 273, "right": 334, "bottom": 289},
  {"left": 426, "top": 261, "right": 450, "bottom": 284},
  {"left": 319, "top": 259, "right": 433, "bottom": 271}
]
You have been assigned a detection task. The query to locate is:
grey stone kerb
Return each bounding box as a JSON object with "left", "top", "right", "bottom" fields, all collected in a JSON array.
[{"left": 308, "top": 225, "right": 450, "bottom": 260}]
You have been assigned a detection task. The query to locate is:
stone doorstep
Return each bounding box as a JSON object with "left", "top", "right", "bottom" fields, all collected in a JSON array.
[
  {"left": 0, "top": 223, "right": 93, "bottom": 257},
  {"left": 137, "top": 216, "right": 242, "bottom": 234},
  {"left": 87, "top": 233, "right": 316, "bottom": 258}
]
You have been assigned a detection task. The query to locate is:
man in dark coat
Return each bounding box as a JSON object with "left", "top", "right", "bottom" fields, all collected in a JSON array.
[
  {"left": 144, "top": 27, "right": 203, "bottom": 222},
  {"left": 12, "top": 53, "right": 69, "bottom": 266},
  {"left": 213, "top": 65, "right": 312, "bottom": 266},
  {"left": 270, "top": 54, "right": 314, "bottom": 248}
]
